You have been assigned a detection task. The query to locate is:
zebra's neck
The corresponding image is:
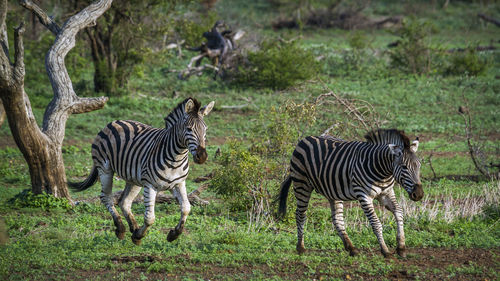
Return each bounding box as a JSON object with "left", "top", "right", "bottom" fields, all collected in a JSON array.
[
  {"left": 158, "top": 125, "right": 189, "bottom": 163},
  {"left": 353, "top": 143, "right": 394, "bottom": 187}
]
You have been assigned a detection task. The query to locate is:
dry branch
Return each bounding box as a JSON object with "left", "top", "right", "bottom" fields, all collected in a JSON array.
[
  {"left": 458, "top": 105, "right": 495, "bottom": 179},
  {"left": 20, "top": 0, "right": 61, "bottom": 35},
  {"left": 478, "top": 13, "right": 500, "bottom": 27}
]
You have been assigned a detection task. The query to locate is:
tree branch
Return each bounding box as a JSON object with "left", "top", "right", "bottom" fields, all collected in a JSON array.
[
  {"left": 13, "top": 22, "right": 25, "bottom": 83},
  {"left": 69, "top": 96, "right": 109, "bottom": 114},
  {"left": 42, "top": 0, "right": 112, "bottom": 139},
  {"left": 0, "top": 0, "right": 9, "bottom": 81},
  {"left": 478, "top": 13, "right": 500, "bottom": 27},
  {"left": 19, "top": 0, "right": 61, "bottom": 35}
]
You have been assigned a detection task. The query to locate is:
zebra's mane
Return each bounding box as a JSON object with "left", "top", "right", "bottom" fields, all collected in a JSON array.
[
  {"left": 164, "top": 97, "right": 201, "bottom": 129},
  {"left": 364, "top": 129, "right": 411, "bottom": 149}
]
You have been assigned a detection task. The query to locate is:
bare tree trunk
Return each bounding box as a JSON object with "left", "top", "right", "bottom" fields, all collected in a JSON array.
[{"left": 0, "top": 0, "right": 111, "bottom": 200}]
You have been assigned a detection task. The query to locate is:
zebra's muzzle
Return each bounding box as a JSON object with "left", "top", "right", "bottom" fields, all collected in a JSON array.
[
  {"left": 409, "top": 183, "right": 424, "bottom": 201},
  {"left": 193, "top": 146, "right": 208, "bottom": 164}
]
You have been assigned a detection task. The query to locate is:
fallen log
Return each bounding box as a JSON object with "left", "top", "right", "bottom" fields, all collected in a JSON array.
[{"left": 478, "top": 13, "right": 500, "bottom": 27}]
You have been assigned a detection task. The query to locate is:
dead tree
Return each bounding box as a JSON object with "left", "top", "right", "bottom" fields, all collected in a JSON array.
[
  {"left": 0, "top": 0, "right": 111, "bottom": 200},
  {"left": 178, "top": 20, "right": 244, "bottom": 80}
]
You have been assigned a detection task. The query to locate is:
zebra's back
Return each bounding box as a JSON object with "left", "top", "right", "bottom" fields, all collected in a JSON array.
[
  {"left": 91, "top": 120, "right": 166, "bottom": 184},
  {"left": 290, "top": 136, "right": 362, "bottom": 201}
]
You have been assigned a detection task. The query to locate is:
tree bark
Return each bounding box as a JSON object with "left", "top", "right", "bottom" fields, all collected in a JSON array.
[{"left": 0, "top": 0, "right": 111, "bottom": 200}]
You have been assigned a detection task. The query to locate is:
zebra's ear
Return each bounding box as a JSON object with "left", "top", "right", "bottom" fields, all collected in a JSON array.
[
  {"left": 410, "top": 138, "right": 419, "bottom": 153},
  {"left": 388, "top": 144, "right": 403, "bottom": 157},
  {"left": 200, "top": 101, "right": 215, "bottom": 116},
  {"left": 184, "top": 99, "right": 195, "bottom": 113}
]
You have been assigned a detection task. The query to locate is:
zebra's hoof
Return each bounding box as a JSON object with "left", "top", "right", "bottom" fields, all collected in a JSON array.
[
  {"left": 131, "top": 229, "right": 143, "bottom": 245},
  {"left": 167, "top": 229, "right": 180, "bottom": 242},
  {"left": 396, "top": 247, "right": 406, "bottom": 258},
  {"left": 296, "top": 246, "right": 306, "bottom": 255},
  {"left": 349, "top": 248, "right": 359, "bottom": 256},
  {"left": 115, "top": 229, "right": 125, "bottom": 240},
  {"left": 131, "top": 235, "right": 142, "bottom": 245},
  {"left": 382, "top": 251, "right": 393, "bottom": 258}
]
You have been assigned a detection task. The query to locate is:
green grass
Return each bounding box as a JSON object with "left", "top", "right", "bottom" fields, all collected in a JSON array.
[{"left": 0, "top": 0, "right": 499, "bottom": 279}]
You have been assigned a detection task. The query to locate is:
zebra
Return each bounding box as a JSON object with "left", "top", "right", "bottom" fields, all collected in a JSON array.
[
  {"left": 70, "top": 97, "right": 214, "bottom": 245},
  {"left": 277, "top": 129, "right": 423, "bottom": 257}
]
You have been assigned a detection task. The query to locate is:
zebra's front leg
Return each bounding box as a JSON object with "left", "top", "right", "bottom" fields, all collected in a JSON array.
[
  {"left": 329, "top": 200, "right": 358, "bottom": 256},
  {"left": 131, "top": 185, "right": 157, "bottom": 245},
  {"left": 118, "top": 183, "right": 142, "bottom": 236},
  {"left": 294, "top": 182, "right": 313, "bottom": 254},
  {"left": 167, "top": 181, "right": 191, "bottom": 242},
  {"left": 359, "top": 196, "right": 391, "bottom": 257},
  {"left": 98, "top": 168, "right": 125, "bottom": 240},
  {"left": 379, "top": 190, "right": 406, "bottom": 257}
]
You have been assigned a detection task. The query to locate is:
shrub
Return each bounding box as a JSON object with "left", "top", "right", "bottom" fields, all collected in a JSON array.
[
  {"left": 232, "top": 39, "right": 319, "bottom": 89},
  {"left": 251, "top": 101, "right": 317, "bottom": 158},
  {"left": 209, "top": 140, "right": 269, "bottom": 212},
  {"left": 8, "top": 189, "right": 72, "bottom": 211},
  {"left": 388, "top": 18, "right": 440, "bottom": 74},
  {"left": 444, "top": 47, "right": 489, "bottom": 76},
  {"left": 173, "top": 12, "right": 218, "bottom": 48}
]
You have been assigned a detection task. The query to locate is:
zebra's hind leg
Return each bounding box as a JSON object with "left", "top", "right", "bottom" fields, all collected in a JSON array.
[
  {"left": 119, "top": 183, "right": 142, "bottom": 236},
  {"left": 358, "top": 196, "right": 391, "bottom": 258},
  {"left": 98, "top": 168, "right": 125, "bottom": 240},
  {"left": 131, "top": 184, "right": 157, "bottom": 245},
  {"left": 167, "top": 181, "right": 191, "bottom": 242},
  {"left": 379, "top": 189, "right": 406, "bottom": 258},
  {"left": 294, "top": 181, "right": 313, "bottom": 255},
  {"left": 329, "top": 200, "right": 358, "bottom": 256}
]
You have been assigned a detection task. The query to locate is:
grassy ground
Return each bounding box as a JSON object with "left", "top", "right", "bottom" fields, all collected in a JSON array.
[{"left": 1, "top": 0, "right": 499, "bottom": 280}]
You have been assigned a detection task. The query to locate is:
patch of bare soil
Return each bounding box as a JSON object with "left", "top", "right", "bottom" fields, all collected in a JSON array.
[
  {"left": 0, "top": 135, "right": 16, "bottom": 148},
  {"left": 55, "top": 247, "right": 499, "bottom": 280}
]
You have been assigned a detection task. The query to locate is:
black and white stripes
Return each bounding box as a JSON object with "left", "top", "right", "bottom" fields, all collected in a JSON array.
[
  {"left": 71, "top": 97, "right": 214, "bottom": 244},
  {"left": 278, "top": 129, "right": 423, "bottom": 257}
]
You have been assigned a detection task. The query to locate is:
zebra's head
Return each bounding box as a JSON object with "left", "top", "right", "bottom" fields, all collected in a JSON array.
[
  {"left": 182, "top": 99, "right": 215, "bottom": 164},
  {"left": 389, "top": 138, "right": 423, "bottom": 201}
]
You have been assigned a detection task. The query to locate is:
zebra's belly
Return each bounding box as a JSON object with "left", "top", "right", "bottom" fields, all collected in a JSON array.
[
  {"left": 313, "top": 182, "right": 357, "bottom": 201},
  {"left": 142, "top": 168, "right": 189, "bottom": 191}
]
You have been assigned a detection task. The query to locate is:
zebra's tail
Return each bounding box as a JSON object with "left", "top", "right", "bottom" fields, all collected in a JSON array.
[
  {"left": 277, "top": 175, "right": 292, "bottom": 219},
  {"left": 68, "top": 166, "right": 99, "bottom": 192}
]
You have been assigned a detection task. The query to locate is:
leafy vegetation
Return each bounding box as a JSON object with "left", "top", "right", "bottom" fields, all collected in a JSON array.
[
  {"left": 0, "top": 0, "right": 499, "bottom": 279},
  {"left": 233, "top": 39, "right": 320, "bottom": 89},
  {"left": 7, "top": 190, "right": 73, "bottom": 211}
]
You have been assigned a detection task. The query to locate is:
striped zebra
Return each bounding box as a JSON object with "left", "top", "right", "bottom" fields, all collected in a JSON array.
[
  {"left": 70, "top": 97, "right": 214, "bottom": 245},
  {"left": 278, "top": 129, "right": 423, "bottom": 257}
]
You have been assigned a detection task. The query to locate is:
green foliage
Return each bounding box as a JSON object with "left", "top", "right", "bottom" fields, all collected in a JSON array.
[
  {"left": 251, "top": 101, "right": 317, "bottom": 157},
  {"left": 8, "top": 190, "right": 72, "bottom": 211},
  {"left": 444, "top": 47, "right": 489, "bottom": 76},
  {"left": 389, "top": 17, "right": 440, "bottom": 74},
  {"left": 173, "top": 12, "right": 218, "bottom": 47},
  {"left": 233, "top": 39, "right": 319, "bottom": 89},
  {"left": 209, "top": 140, "right": 268, "bottom": 211}
]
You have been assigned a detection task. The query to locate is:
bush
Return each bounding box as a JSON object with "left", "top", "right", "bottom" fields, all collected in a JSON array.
[
  {"left": 8, "top": 189, "right": 72, "bottom": 211},
  {"left": 173, "top": 12, "right": 218, "bottom": 48},
  {"left": 444, "top": 47, "right": 489, "bottom": 76},
  {"left": 209, "top": 140, "right": 269, "bottom": 212},
  {"left": 389, "top": 18, "right": 440, "bottom": 74},
  {"left": 251, "top": 101, "right": 317, "bottom": 158},
  {"left": 232, "top": 39, "right": 319, "bottom": 89}
]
